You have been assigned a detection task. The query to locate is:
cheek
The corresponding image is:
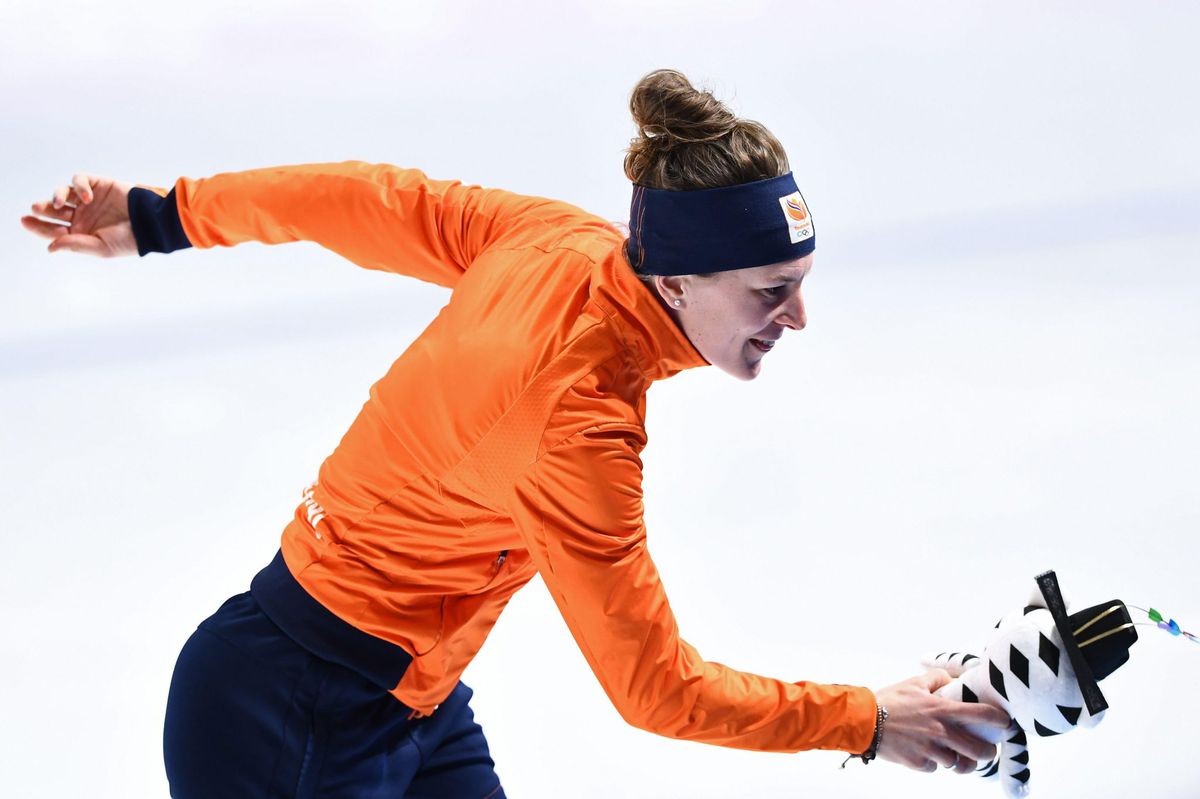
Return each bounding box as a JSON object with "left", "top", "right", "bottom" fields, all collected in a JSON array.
[
  {"left": 728, "top": 298, "right": 770, "bottom": 336},
  {"left": 689, "top": 289, "right": 766, "bottom": 346}
]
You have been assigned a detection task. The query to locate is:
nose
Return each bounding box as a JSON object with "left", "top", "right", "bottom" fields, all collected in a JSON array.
[{"left": 778, "top": 288, "right": 807, "bottom": 331}]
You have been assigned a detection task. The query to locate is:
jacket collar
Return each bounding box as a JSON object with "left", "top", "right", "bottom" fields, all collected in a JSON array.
[{"left": 597, "top": 242, "right": 710, "bottom": 382}]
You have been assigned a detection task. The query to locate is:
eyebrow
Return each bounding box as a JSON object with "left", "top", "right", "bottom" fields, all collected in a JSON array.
[{"left": 765, "top": 273, "right": 805, "bottom": 283}]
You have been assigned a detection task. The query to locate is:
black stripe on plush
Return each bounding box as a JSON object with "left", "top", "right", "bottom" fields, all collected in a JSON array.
[
  {"left": 989, "top": 661, "right": 1008, "bottom": 700},
  {"left": 1034, "top": 720, "right": 1060, "bottom": 737}
]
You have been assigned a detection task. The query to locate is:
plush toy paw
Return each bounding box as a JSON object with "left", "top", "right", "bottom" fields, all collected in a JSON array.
[{"left": 920, "top": 651, "right": 983, "bottom": 679}]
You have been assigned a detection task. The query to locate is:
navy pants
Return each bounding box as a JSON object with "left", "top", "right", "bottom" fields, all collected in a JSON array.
[{"left": 164, "top": 591, "right": 506, "bottom": 798}]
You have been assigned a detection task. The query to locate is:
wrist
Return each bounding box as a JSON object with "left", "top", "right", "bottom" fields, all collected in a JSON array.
[
  {"left": 862, "top": 703, "right": 888, "bottom": 760},
  {"left": 841, "top": 703, "right": 888, "bottom": 767},
  {"left": 128, "top": 185, "right": 191, "bottom": 257}
]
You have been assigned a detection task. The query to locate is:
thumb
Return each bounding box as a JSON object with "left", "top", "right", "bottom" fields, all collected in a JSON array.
[
  {"left": 48, "top": 234, "right": 108, "bottom": 257},
  {"left": 917, "top": 667, "right": 953, "bottom": 692}
]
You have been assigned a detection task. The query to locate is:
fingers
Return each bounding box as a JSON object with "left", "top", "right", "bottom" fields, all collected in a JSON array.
[
  {"left": 950, "top": 701, "right": 1013, "bottom": 729},
  {"left": 905, "top": 742, "right": 984, "bottom": 776},
  {"left": 46, "top": 232, "right": 109, "bottom": 256},
  {"left": 929, "top": 746, "right": 958, "bottom": 770},
  {"left": 29, "top": 199, "right": 73, "bottom": 223},
  {"left": 51, "top": 174, "right": 95, "bottom": 210},
  {"left": 931, "top": 749, "right": 980, "bottom": 774},
  {"left": 72, "top": 173, "right": 95, "bottom": 204},
  {"left": 20, "top": 213, "right": 105, "bottom": 254},
  {"left": 20, "top": 214, "right": 69, "bottom": 240},
  {"left": 52, "top": 184, "right": 78, "bottom": 209},
  {"left": 952, "top": 756, "right": 979, "bottom": 775},
  {"left": 942, "top": 724, "right": 999, "bottom": 764}
]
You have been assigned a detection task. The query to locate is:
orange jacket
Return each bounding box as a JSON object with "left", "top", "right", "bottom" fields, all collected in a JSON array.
[{"left": 159, "top": 161, "right": 876, "bottom": 753}]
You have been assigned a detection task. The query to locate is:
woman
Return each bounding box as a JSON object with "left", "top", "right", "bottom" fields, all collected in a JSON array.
[{"left": 21, "top": 70, "right": 1009, "bottom": 798}]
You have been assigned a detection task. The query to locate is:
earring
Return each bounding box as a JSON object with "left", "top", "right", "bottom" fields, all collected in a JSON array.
[{"left": 673, "top": 299, "right": 682, "bottom": 307}]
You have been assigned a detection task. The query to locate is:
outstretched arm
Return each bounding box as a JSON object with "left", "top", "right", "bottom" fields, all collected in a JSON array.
[
  {"left": 23, "top": 163, "right": 560, "bottom": 288},
  {"left": 507, "top": 423, "right": 1010, "bottom": 760},
  {"left": 507, "top": 423, "right": 878, "bottom": 754}
]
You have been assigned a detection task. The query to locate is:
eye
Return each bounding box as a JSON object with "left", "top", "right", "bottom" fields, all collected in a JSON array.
[{"left": 760, "top": 285, "right": 786, "bottom": 299}]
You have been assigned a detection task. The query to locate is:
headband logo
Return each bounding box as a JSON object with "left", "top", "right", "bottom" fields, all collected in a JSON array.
[{"left": 778, "top": 191, "right": 814, "bottom": 244}]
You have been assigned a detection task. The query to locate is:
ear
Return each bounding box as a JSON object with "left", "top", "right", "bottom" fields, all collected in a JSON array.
[
  {"left": 1026, "top": 584, "right": 1071, "bottom": 611},
  {"left": 654, "top": 275, "right": 689, "bottom": 307}
]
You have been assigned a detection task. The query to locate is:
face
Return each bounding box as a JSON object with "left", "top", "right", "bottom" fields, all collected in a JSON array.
[{"left": 654, "top": 254, "right": 812, "bottom": 380}]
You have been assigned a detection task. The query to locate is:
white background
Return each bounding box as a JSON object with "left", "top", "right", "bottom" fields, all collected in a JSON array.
[{"left": 2, "top": 2, "right": 1198, "bottom": 797}]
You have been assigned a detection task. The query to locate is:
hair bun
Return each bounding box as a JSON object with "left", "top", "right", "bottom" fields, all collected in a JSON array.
[
  {"left": 628, "top": 69, "right": 737, "bottom": 149},
  {"left": 623, "top": 69, "right": 788, "bottom": 191}
]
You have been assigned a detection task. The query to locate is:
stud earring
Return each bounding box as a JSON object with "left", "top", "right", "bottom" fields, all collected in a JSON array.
[{"left": 673, "top": 299, "right": 682, "bottom": 307}]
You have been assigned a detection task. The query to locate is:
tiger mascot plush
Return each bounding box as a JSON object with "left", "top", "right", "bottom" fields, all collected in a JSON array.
[{"left": 921, "top": 571, "right": 1137, "bottom": 797}]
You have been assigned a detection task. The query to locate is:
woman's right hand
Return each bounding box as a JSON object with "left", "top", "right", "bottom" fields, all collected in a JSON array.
[
  {"left": 20, "top": 173, "right": 137, "bottom": 257},
  {"left": 872, "top": 669, "right": 1013, "bottom": 775}
]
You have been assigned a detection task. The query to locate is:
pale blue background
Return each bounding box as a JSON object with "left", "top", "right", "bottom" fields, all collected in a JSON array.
[{"left": 2, "top": 1, "right": 1198, "bottom": 797}]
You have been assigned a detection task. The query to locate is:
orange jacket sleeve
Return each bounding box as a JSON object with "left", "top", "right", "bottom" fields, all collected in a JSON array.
[
  {"left": 171, "top": 161, "right": 552, "bottom": 287},
  {"left": 509, "top": 423, "right": 878, "bottom": 754}
]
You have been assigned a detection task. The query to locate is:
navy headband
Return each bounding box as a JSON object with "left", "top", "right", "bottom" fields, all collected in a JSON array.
[{"left": 625, "top": 172, "right": 815, "bottom": 276}]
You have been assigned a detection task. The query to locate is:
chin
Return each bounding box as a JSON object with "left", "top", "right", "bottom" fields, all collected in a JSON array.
[
  {"left": 708, "top": 343, "right": 767, "bottom": 381},
  {"left": 717, "top": 360, "right": 762, "bottom": 381}
]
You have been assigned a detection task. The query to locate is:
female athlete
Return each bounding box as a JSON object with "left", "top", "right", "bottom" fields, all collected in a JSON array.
[{"left": 20, "top": 69, "right": 1010, "bottom": 798}]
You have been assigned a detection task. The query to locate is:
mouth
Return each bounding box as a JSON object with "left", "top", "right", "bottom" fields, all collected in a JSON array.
[{"left": 749, "top": 337, "right": 776, "bottom": 353}]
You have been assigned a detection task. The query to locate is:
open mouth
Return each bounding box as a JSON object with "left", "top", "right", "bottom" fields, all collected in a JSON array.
[{"left": 749, "top": 338, "right": 776, "bottom": 353}]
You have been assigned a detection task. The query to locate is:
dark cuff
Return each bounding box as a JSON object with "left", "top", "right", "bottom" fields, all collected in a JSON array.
[{"left": 128, "top": 186, "right": 192, "bottom": 256}]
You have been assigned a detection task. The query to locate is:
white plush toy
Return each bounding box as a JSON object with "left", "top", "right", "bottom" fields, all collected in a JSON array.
[{"left": 921, "top": 571, "right": 1138, "bottom": 797}]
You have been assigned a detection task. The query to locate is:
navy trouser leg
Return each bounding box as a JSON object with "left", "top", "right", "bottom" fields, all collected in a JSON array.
[
  {"left": 314, "top": 682, "right": 505, "bottom": 799},
  {"left": 163, "top": 591, "right": 505, "bottom": 798},
  {"left": 164, "top": 592, "right": 321, "bottom": 798},
  {"left": 401, "top": 684, "right": 507, "bottom": 799}
]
